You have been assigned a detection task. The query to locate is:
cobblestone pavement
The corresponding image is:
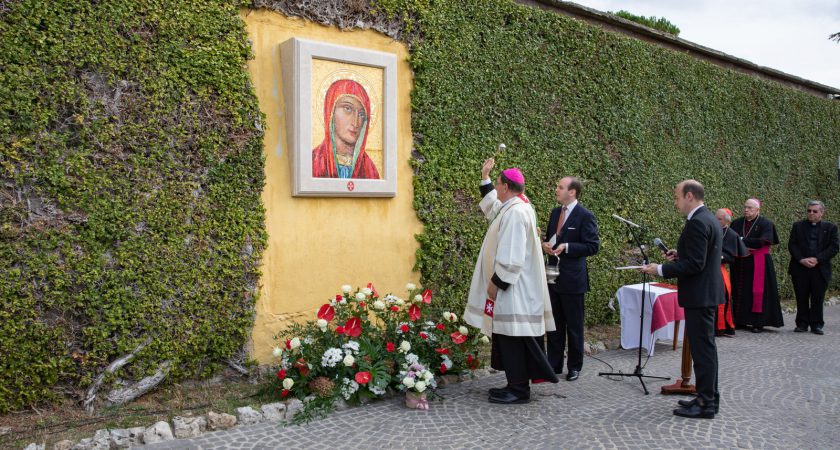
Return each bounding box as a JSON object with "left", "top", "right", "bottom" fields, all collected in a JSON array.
[{"left": 143, "top": 306, "right": 840, "bottom": 449}]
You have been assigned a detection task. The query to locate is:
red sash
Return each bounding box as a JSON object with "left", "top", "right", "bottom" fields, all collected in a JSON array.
[
  {"left": 750, "top": 246, "right": 770, "bottom": 313},
  {"left": 717, "top": 264, "right": 734, "bottom": 330}
]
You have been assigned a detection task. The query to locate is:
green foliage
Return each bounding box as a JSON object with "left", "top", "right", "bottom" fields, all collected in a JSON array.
[
  {"left": 396, "top": 0, "right": 840, "bottom": 325},
  {"left": 0, "top": 0, "right": 265, "bottom": 412},
  {"left": 612, "top": 10, "right": 681, "bottom": 36}
]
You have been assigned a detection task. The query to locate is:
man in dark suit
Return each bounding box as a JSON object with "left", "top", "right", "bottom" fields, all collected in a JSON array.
[
  {"left": 788, "top": 200, "right": 839, "bottom": 335},
  {"left": 542, "top": 176, "right": 600, "bottom": 381},
  {"left": 641, "top": 180, "right": 723, "bottom": 419}
]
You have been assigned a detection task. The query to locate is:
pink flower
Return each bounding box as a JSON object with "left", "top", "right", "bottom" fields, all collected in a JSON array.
[
  {"left": 421, "top": 289, "right": 432, "bottom": 304},
  {"left": 436, "top": 323, "right": 445, "bottom": 330},
  {"left": 440, "top": 363, "right": 447, "bottom": 374},
  {"left": 450, "top": 331, "right": 467, "bottom": 344},
  {"left": 419, "top": 332, "right": 428, "bottom": 340},
  {"left": 400, "top": 324, "right": 409, "bottom": 333},
  {"left": 386, "top": 342, "right": 395, "bottom": 353},
  {"left": 281, "top": 389, "right": 290, "bottom": 398},
  {"left": 366, "top": 282, "right": 379, "bottom": 298},
  {"left": 359, "top": 302, "right": 366, "bottom": 309},
  {"left": 277, "top": 369, "right": 286, "bottom": 380},
  {"left": 435, "top": 347, "right": 450, "bottom": 355},
  {"left": 391, "top": 305, "right": 399, "bottom": 312}
]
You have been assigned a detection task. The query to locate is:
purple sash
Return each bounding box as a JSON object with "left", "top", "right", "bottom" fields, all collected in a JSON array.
[{"left": 750, "top": 245, "right": 770, "bottom": 313}]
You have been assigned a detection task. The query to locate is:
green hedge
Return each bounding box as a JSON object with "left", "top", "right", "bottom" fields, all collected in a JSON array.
[
  {"left": 403, "top": 0, "right": 840, "bottom": 322},
  {"left": 0, "top": 1, "right": 265, "bottom": 412}
]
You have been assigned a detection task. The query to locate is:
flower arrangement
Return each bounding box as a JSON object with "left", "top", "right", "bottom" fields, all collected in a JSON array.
[{"left": 270, "top": 283, "right": 487, "bottom": 421}]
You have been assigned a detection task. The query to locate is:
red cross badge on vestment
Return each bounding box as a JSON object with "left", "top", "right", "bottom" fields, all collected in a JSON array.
[{"left": 484, "top": 298, "right": 494, "bottom": 317}]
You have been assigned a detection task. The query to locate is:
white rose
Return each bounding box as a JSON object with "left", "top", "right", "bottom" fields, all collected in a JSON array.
[
  {"left": 423, "top": 371, "right": 433, "bottom": 381},
  {"left": 282, "top": 378, "right": 294, "bottom": 390},
  {"left": 339, "top": 297, "right": 347, "bottom": 305},
  {"left": 400, "top": 340, "right": 411, "bottom": 352},
  {"left": 406, "top": 283, "right": 416, "bottom": 291},
  {"left": 395, "top": 298, "right": 405, "bottom": 306},
  {"left": 362, "top": 287, "right": 372, "bottom": 296},
  {"left": 447, "top": 312, "right": 458, "bottom": 322},
  {"left": 316, "top": 319, "right": 328, "bottom": 331},
  {"left": 343, "top": 354, "right": 355, "bottom": 367},
  {"left": 355, "top": 292, "right": 366, "bottom": 301},
  {"left": 402, "top": 377, "right": 415, "bottom": 388},
  {"left": 459, "top": 326, "right": 469, "bottom": 336},
  {"left": 341, "top": 284, "right": 352, "bottom": 293},
  {"left": 373, "top": 300, "right": 385, "bottom": 310},
  {"left": 289, "top": 337, "right": 301, "bottom": 350},
  {"left": 414, "top": 294, "right": 423, "bottom": 302},
  {"left": 272, "top": 346, "right": 283, "bottom": 358},
  {"left": 480, "top": 335, "right": 490, "bottom": 344},
  {"left": 415, "top": 381, "right": 427, "bottom": 392}
]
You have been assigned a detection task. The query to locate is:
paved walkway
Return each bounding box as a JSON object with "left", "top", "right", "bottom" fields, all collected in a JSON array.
[{"left": 144, "top": 306, "right": 840, "bottom": 449}]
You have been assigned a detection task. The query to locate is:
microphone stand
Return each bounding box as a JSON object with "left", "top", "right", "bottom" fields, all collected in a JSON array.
[{"left": 598, "top": 217, "right": 670, "bottom": 394}]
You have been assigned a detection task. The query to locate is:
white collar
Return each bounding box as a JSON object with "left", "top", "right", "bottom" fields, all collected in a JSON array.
[{"left": 687, "top": 204, "right": 704, "bottom": 220}]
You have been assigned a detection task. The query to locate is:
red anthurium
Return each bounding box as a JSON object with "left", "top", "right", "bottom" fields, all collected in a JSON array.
[
  {"left": 390, "top": 305, "right": 399, "bottom": 312},
  {"left": 400, "top": 324, "right": 409, "bottom": 333},
  {"left": 335, "top": 326, "right": 345, "bottom": 335},
  {"left": 344, "top": 317, "right": 362, "bottom": 338},
  {"left": 440, "top": 363, "right": 447, "bottom": 374},
  {"left": 366, "top": 282, "right": 379, "bottom": 298},
  {"left": 419, "top": 332, "right": 428, "bottom": 340},
  {"left": 434, "top": 347, "right": 450, "bottom": 355},
  {"left": 467, "top": 354, "right": 479, "bottom": 370},
  {"left": 386, "top": 342, "right": 395, "bottom": 352},
  {"left": 281, "top": 389, "right": 290, "bottom": 398},
  {"left": 294, "top": 358, "right": 310, "bottom": 377},
  {"left": 450, "top": 331, "right": 467, "bottom": 344},
  {"left": 355, "top": 371, "right": 372, "bottom": 385},
  {"left": 317, "top": 304, "right": 336, "bottom": 322},
  {"left": 422, "top": 289, "right": 432, "bottom": 304},
  {"left": 436, "top": 323, "right": 445, "bottom": 330},
  {"left": 277, "top": 369, "right": 286, "bottom": 380},
  {"left": 408, "top": 304, "right": 421, "bottom": 322}
]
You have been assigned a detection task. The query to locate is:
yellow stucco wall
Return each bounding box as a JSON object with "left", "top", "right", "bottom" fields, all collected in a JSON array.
[{"left": 242, "top": 9, "right": 423, "bottom": 363}]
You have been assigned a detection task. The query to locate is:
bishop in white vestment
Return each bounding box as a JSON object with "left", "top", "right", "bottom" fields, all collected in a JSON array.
[{"left": 463, "top": 159, "right": 558, "bottom": 404}]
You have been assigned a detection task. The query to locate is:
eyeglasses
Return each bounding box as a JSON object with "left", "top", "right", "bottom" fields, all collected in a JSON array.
[{"left": 807, "top": 209, "right": 820, "bottom": 213}]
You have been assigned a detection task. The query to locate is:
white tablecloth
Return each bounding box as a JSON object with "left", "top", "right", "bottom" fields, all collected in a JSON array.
[{"left": 616, "top": 283, "right": 684, "bottom": 355}]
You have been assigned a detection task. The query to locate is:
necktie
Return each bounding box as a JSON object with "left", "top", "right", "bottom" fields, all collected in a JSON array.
[{"left": 555, "top": 206, "right": 566, "bottom": 236}]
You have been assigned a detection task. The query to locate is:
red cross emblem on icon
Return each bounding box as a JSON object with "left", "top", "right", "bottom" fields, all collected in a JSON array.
[
  {"left": 484, "top": 298, "right": 494, "bottom": 317},
  {"left": 347, "top": 181, "right": 355, "bottom": 191}
]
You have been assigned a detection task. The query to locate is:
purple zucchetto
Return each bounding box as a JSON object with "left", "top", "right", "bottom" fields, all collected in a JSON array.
[{"left": 502, "top": 168, "right": 525, "bottom": 185}]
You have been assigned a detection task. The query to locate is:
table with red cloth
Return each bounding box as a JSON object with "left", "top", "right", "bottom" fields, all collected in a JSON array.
[{"left": 615, "top": 282, "right": 684, "bottom": 355}]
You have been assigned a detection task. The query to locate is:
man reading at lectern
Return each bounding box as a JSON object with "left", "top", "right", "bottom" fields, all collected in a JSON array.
[{"left": 640, "top": 180, "right": 723, "bottom": 419}]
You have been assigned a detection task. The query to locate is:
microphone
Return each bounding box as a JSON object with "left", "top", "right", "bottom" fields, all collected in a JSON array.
[
  {"left": 611, "top": 214, "right": 641, "bottom": 228},
  {"left": 653, "top": 238, "right": 669, "bottom": 253}
]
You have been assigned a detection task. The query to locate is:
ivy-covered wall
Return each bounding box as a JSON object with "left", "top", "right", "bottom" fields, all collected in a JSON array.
[
  {"left": 0, "top": 1, "right": 265, "bottom": 412},
  {"left": 403, "top": 0, "right": 840, "bottom": 323}
]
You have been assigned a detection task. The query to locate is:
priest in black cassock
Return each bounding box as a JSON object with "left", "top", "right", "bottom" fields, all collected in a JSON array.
[
  {"left": 715, "top": 208, "right": 748, "bottom": 336},
  {"left": 730, "top": 198, "right": 784, "bottom": 332}
]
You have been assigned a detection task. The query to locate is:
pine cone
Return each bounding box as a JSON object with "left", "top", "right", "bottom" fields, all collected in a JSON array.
[{"left": 307, "top": 376, "right": 336, "bottom": 398}]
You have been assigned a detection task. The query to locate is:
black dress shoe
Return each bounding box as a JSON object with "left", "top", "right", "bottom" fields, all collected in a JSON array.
[
  {"left": 677, "top": 396, "right": 719, "bottom": 414},
  {"left": 565, "top": 370, "right": 579, "bottom": 381},
  {"left": 751, "top": 326, "right": 763, "bottom": 333},
  {"left": 488, "top": 385, "right": 510, "bottom": 396},
  {"left": 812, "top": 328, "right": 824, "bottom": 335},
  {"left": 673, "top": 404, "right": 715, "bottom": 419},
  {"left": 488, "top": 390, "right": 529, "bottom": 404},
  {"left": 794, "top": 326, "right": 808, "bottom": 332}
]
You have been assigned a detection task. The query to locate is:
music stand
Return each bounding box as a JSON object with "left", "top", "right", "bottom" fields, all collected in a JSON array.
[{"left": 599, "top": 215, "right": 670, "bottom": 394}]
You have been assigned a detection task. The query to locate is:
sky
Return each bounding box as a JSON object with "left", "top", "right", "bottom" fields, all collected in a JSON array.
[{"left": 568, "top": 0, "right": 840, "bottom": 89}]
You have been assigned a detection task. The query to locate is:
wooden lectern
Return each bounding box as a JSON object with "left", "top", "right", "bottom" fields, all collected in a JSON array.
[{"left": 660, "top": 321, "right": 696, "bottom": 395}]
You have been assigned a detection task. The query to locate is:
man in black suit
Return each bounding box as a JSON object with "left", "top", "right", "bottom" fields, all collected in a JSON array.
[
  {"left": 542, "top": 176, "right": 600, "bottom": 381},
  {"left": 788, "top": 200, "right": 839, "bottom": 335},
  {"left": 641, "top": 180, "right": 723, "bottom": 419}
]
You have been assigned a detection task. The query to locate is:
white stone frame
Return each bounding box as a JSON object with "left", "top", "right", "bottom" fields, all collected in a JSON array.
[{"left": 280, "top": 38, "right": 398, "bottom": 197}]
